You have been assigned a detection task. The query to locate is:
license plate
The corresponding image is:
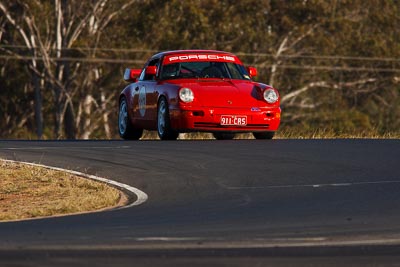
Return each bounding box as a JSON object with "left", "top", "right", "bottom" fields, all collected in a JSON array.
[{"left": 220, "top": 115, "right": 247, "bottom": 126}]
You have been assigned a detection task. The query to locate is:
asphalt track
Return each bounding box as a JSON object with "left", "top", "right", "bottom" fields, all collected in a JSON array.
[{"left": 0, "top": 139, "right": 399, "bottom": 266}]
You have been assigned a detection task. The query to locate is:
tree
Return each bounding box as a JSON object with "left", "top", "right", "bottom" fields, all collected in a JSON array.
[
  {"left": 1, "top": 0, "right": 399, "bottom": 139},
  {"left": 0, "top": 0, "right": 138, "bottom": 139}
]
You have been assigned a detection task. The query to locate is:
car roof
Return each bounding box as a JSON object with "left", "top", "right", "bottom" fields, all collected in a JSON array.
[{"left": 151, "top": 50, "right": 236, "bottom": 59}]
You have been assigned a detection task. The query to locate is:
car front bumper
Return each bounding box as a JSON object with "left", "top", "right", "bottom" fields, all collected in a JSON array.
[{"left": 170, "top": 107, "right": 281, "bottom": 133}]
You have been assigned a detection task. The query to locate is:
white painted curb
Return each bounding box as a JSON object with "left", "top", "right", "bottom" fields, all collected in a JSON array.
[{"left": 1, "top": 159, "right": 148, "bottom": 208}]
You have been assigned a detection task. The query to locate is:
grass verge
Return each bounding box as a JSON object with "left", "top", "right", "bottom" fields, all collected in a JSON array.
[
  {"left": 140, "top": 130, "right": 400, "bottom": 140},
  {"left": 0, "top": 160, "right": 123, "bottom": 222}
]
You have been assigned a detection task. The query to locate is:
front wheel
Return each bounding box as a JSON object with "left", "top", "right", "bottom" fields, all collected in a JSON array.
[
  {"left": 157, "top": 98, "right": 178, "bottom": 140},
  {"left": 253, "top": 131, "right": 275, "bottom": 140},
  {"left": 119, "top": 97, "right": 143, "bottom": 140}
]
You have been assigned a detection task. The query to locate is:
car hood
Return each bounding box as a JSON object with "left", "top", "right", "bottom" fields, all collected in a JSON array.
[{"left": 166, "top": 79, "right": 264, "bottom": 108}]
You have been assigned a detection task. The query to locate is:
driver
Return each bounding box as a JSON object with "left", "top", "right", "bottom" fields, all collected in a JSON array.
[{"left": 162, "top": 63, "right": 179, "bottom": 78}]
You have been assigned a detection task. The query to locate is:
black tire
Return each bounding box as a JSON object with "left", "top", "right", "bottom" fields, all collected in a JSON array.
[
  {"left": 253, "top": 131, "right": 275, "bottom": 140},
  {"left": 213, "top": 132, "right": 235, "bottom": 140},
  {"left": 157, "top": 97, "right": 178, "bottom": 140},
  {"left": 118, "top": 97, "right": 143, "bottom": 140}
]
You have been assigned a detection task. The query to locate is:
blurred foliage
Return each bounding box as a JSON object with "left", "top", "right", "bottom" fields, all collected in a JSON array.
[{"left": 0, "top": 0, "right": 399, "bottom": 139}]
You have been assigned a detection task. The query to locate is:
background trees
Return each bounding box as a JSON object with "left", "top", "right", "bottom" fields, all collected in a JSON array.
[{"left": 1, "top": 0, "right": 399, "bottom": 139}]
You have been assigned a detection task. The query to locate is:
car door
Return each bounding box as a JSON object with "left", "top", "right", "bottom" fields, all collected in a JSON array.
[{"left": 133, "top": 58, "right": 160, "bottom": 129}]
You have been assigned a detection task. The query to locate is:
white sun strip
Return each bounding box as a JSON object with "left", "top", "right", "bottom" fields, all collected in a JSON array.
[
  {"left": 1, "top": 159, "right": 148, "bottom": 208},
  {"left": 227, "top": 180, "right": 400, "bottom": 190},
  {"left": 3, "top": 146, "right": 132, "bottom": 150}
]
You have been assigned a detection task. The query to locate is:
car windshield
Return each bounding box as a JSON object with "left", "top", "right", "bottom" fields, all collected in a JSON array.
[{"left": 160, "top": 61, "right": 251, "bottom": 80}]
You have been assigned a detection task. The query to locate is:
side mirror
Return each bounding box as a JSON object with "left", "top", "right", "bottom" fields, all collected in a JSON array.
[
  {"left": 145, "top": 66, "right": 157, "bottom": 76},
  {"left": 246, "top": 66, "right": 257, "bottom": 78},
  {"left": 124, "top": 68, "right": 141, "bottom": 82}
]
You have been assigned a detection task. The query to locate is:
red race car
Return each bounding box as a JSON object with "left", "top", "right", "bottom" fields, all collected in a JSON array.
[{"left": 118, "top": 50, "right": 281, "bottom": 140}]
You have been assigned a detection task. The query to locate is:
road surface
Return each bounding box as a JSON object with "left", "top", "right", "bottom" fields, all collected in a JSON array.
[{"left": 0, "top": 139, "right": 399, "bottom": 266}]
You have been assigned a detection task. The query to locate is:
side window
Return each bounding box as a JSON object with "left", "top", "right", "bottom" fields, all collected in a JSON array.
[
  {"left": 138, "top": 68, "right": 146, "bottom": 81},
  {"left": 141, "top": 58, "right": 160, "bottom": 81}
]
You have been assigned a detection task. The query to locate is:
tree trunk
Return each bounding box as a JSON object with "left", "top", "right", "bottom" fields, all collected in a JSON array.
[
  {"left": 64, "top": 101, "right": 76, "bottom": 139},
  {"left": 53, "top": 85, "right": 62, "bottom": 139},
  {"left": 100, "top": 90, "right": 111, "bottom": 139},
  {"left": 32, "top": 70, "right": 43, "bottom": 139}
]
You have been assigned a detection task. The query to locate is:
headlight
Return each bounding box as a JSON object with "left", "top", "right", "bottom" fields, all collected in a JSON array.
[
  {"left": 263, "top": 88, "right": 279, "bottom": 104},
  {"left": 179, "top": 88, "right": 194, "bottom": 103}
]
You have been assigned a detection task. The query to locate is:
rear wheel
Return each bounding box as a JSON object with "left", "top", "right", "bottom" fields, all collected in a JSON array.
[
  {"left": 253, "top": 131, "right": 275, "bottom": 140},
  {"left": 213, "top": 132, "right": 235, "bottom": 140},
  {"left": 157, "top": 97, "right": 178, "bottom": 140},
  {"left": 119, "top": 97, "right": 143, "bottom": 140}
]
